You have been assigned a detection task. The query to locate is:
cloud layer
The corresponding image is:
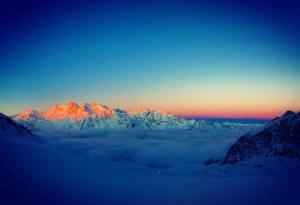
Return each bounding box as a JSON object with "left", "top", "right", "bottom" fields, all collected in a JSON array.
[{"left": 41, "top": 129, "right": 246, "bottom": 171}]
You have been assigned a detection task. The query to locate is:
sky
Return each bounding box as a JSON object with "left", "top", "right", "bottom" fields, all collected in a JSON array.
[{"left": 0, "top": 0, "right": 300, "bottom": 118}]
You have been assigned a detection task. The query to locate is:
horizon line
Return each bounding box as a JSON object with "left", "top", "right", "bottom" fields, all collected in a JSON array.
[{"left": 2, "top": 101, "right": 298, "bottom": 120}]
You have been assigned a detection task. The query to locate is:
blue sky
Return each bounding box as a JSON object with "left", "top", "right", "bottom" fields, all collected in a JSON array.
[{"left": 0, "top": 0, "right": 300, "bottom": 117}]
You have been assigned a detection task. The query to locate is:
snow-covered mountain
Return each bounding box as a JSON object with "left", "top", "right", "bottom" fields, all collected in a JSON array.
[
  {"left": 222, "top": 110, "right": 300, "bottom": 164},
  {"left": 0, "top": 113, "right": 33, "bottom": 137},
  {"left": 13, "top": 102, "right": 263, "bottom": 131}
]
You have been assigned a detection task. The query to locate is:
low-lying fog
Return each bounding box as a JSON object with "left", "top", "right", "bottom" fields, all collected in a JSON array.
[{"left": 37, "top": 128, "right": 255, "bottom": 172}]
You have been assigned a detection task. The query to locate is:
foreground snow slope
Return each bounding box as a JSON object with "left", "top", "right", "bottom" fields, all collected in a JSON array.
[
  {"left": 1, "top": 136, "right": 300, "bottom": 205},
  {"left": 0, "top": 112, "right": 33, "bottom": 137},
  {"left": 13, "top": 102, "right": 264, "bottom": 131}
]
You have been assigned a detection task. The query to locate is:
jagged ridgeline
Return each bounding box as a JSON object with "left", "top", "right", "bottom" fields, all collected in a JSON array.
[
  {"left": 223, "top": 111, "right": 300, "bottom": 164},
  {"left": 12, "top": 102, "right": 262, "bottom": 131},
  {"left": 0, "top": 113, "right": 33, "bottom": 137}
]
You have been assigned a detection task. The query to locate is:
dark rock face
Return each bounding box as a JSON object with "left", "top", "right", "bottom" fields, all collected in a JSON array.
[
  {"left": 223, "top": 111, "right": 300, "bottom": 165},
  {"left": 0, "top": 113, "right": 33, "bottom": 137}
]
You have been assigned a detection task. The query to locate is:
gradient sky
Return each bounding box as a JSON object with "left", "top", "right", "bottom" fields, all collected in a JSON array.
[{"left": 1, "top": 0, "right": 300, "bottom": 118}]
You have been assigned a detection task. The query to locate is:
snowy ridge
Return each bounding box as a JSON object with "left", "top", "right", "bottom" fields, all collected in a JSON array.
[
  {"left": 13, "top": 102, "right": 263, "bottom": 131},
  {"left": 222, "top": 110, "right": 300, "bottom": 164},
  {"left": 0, "top": 113, "right": 33, "bottom": 137}
]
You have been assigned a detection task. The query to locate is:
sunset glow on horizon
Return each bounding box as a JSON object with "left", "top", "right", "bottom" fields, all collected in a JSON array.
[{"left": 1, "top": 1, "right": 300, "bottom": 119}]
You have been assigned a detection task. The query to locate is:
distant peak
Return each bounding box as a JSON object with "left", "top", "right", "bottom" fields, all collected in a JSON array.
[
  {"left": 90, "top": 102, "right": 108, "bottom": 109},
  {"left": 283, "top": 110, "right": 295, "bottom": 117},
  {"left": 18, "top": 109, "right": 40, "bottom": 116},
  {"left": 80, "top": 103, "right": 92, "bottom": 110},
  {"left": 54, "top": 103, "right": 62, "bottom": 108},
  {"left": 51, "top": 103, "right": 64, "bottom": 111},
  {"left": 131, "top": 108, "right": 170, "bottom": 116},
  {"left": 66, "top": 102, "right": 79, "bottom": 107},
  {"left": 22, "top": 109, "right": 39, "bottom": 114},
  {"left": 15, "top": 109, "right": 43, "bottom": 120}
]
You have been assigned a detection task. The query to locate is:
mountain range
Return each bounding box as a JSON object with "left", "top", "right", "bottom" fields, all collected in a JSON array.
[
  {"left": 2, "top": 105, "right": 300, "bottom": 168},
  {"left": 13, "top": 102, "right": 261, "bottom": 131}
]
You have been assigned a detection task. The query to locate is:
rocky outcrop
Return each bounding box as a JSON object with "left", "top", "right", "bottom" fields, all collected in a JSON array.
[
  {"left": 0, "top": 113, "right": 33, "bottom": 137},
  {"left": 223, "top": 111, "right": 300, "bottom": 164}
]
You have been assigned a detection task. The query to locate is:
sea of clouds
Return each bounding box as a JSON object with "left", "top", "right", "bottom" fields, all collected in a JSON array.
[{"left": 39, "top": 128, "right": 249, "bottom": 171}]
